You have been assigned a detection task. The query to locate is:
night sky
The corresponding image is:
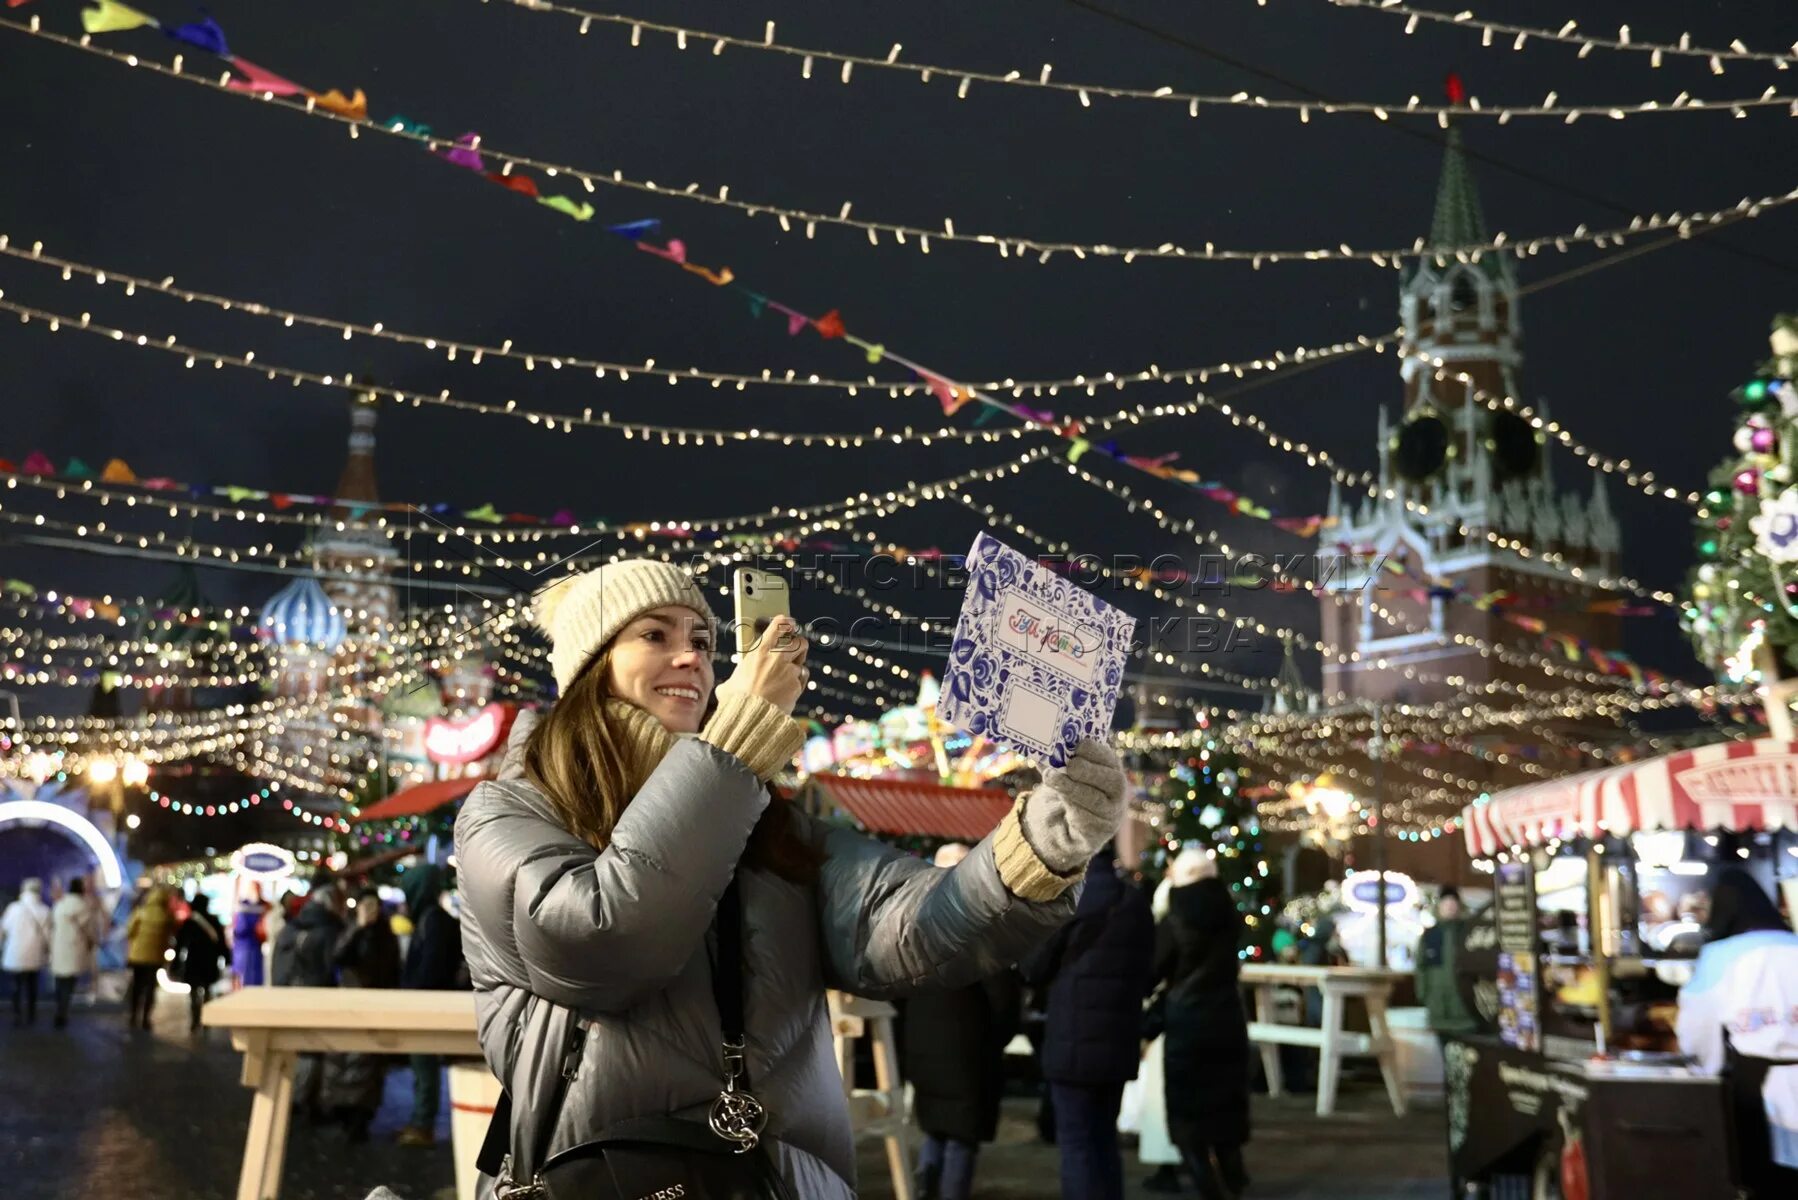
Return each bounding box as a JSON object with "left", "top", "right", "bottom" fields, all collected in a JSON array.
[{"left": 4, "top": 0, "right": 1796, "bottom": 718}]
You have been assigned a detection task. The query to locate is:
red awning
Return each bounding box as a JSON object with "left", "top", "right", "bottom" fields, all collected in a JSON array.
[
  {"left": 356, "top": 776, "right": 484, "bottom": 823},
  {"left": 1463, "top": 737, "right": 1798, "bottom": 857},
  {"left": 814, "top": 775, "right": 1015, "bottom": 841}
]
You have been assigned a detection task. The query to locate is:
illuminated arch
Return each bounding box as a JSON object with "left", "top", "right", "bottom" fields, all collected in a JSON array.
[{"left": 0, "top": 799, "right": 125, "bottom": 890}]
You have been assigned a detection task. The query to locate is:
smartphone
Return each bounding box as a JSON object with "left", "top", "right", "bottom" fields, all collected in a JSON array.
[{"left": 732, "top": 567, "right": 791, "bottom": 659}]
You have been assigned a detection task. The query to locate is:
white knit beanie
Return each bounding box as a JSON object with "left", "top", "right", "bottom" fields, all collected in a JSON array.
[{"left": 534, "top": 560, "right": 718, "bottom": 695}]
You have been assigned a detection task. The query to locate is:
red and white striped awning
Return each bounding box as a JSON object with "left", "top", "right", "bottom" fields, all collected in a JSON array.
[{"left": 1463, "top": 737, "right": 1798, "bottom": 858}]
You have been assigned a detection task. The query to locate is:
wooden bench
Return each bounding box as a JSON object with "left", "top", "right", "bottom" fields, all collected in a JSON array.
[{"left": 1238, "top": 964, "right": 1407, "bottom": 1117}]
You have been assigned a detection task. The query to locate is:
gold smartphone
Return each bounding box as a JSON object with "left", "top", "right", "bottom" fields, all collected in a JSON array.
[{"left": 732, "top": 567, "right": 791, "bottom": 659}]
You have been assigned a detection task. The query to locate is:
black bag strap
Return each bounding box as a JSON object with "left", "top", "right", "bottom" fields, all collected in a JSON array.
[
  {"left": 713, "top": 876, "right": 748, "bottom": 1087},
  {"left": 482, "top": 875, "right": 750, "bottom": 1190}
]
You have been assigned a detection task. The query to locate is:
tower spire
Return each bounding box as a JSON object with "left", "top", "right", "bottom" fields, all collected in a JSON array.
[{"left": 333, "top": 391, "right": 382, "bottom": 507}]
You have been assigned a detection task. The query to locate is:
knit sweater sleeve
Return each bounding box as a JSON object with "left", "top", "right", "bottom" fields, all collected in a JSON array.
[{"left": 699, "top": 691, "right": 805, "bottom": 781}]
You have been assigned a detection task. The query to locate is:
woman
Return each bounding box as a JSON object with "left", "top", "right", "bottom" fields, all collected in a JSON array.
[
  {"left": 902, "top": 842, "right": 1025, "bottom": 1200},
  {"left": 1022, "top": 848, "right": 1157, "bottom": 1200},
  {"left": 1138, "top": 849, "right": 1209, "bottom": 1193},
  {"left": 325, "top": 887, "right": 402, "bottom": 1141},
  {"left": 124, "top": 885, "right": 175, "bottom": 1031},
  {"left": 174, "top": 892, "right": 232, "bottom": 1032},
  {"left": 1156, "top": 851, "right": 1251, "bottom": 1200},
  {"left": 50, "top": 877, "right": 105, "bottom": 1028},
  {"left": 233, "top": 887, "right": 269, "bottom": 988},
  {"left": 1677, "top": 869, "right": 1798, "bottom": 1197},
  {"left": 457, "top": 560, "right": 1125, "bottom": 1198},
  {"left": 2, "top": 878, "right": 53, "bottom": 1026}
]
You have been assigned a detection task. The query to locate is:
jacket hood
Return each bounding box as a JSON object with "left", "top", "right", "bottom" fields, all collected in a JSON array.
[
  {"left": 1168, "top": 877, "right": 1234, "bottom": 929},
  {"left": 497, "top": 708, "right": 538, "bottom": 781},
  {"left": 400, "top": 863, "right": 447, "bottom": 915},
  {"left": 291, "top": 899, "right": 341, "bottom": 930}
]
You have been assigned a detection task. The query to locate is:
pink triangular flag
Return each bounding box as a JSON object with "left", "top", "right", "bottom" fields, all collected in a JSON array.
[
  {"left": 226, "top": 57, "right": 306, "bottom": 96},
  {"left": 20, "top": 451, "right": 55, "bottom": 475},
  {"left": 637, "top": 239, "right": 687, "bottom": 264}
]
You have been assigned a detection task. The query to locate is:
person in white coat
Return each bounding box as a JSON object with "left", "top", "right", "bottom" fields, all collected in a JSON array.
[
  {"left": 2, "top": 878, "right": 54, "bottom": 1026},
  {"left": 50, "top": 877, "right": 106, "bottom": 1028},
  {"left": 1676, "top": 868, "right": 1798, "bottom": 1198}
]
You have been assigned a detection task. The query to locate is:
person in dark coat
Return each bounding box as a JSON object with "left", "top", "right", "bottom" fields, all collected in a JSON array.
[
  {"left": 272, "top": 872, "right": 347, "bottom": 1123},
  {"left": 903, "top": 843, "right": 1025, "bottom": 1200},
  {"left": 1156, "top": 853, "right": 1251, "bottom": 1200},
  {"left": 395, "top": 864, "right": 467, "bottom": 1148},
  {"left": 173, "top": 893, "right": 232, "bottom": 1033},
  {"left": 324, "top": 887, "right": 402, "bottom": 1141},
  {"left": 1022, "top": 848, "right": 1157, "bottom": 1200}
]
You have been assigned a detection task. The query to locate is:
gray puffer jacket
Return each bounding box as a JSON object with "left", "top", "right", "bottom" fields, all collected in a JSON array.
[{"left": 457, "top": 719, "right": 1078, "bottom": 1198}]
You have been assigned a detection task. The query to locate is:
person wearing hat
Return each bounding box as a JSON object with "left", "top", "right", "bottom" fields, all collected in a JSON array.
[
  {"left": 1416, "top": 886, "right": 1479, "bottom": 1045},
  {"left": 456, "top": 559, "right": 1128, "bottom": 1199},
  {"left": 2, "top": 878, "right": 54, "bottom": 1026},
  {"left": 1154, "top": 849, "right": 1251, "bottom": 1200}
]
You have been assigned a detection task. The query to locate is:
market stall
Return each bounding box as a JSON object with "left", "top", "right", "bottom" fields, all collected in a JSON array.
[{"left": 1449, "top": 737, "right": 1798, "bottom": 1199}]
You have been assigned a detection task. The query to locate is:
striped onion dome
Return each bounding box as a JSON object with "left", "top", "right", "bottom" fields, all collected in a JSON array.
[{"left": 258, "top": 575, "right": 347, "bottom": 649}]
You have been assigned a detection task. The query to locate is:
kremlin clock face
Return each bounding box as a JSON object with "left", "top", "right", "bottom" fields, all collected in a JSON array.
[
  {"left": 1488, "top": 411, "right": 1540, "bottom": 484},
  {"left": 1394, "top": 413, "right": 1451, "bottom": 481}
]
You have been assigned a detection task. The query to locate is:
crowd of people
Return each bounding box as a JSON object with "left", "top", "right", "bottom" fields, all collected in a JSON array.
[
  {"left": 0, "top": 862, "right": 469, "bottom": 1151},
  {"left": 6, "top": 555, "right": 1798, "bottom": 1200}
]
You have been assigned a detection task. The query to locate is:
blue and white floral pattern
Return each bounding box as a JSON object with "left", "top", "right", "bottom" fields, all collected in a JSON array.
[{"left": 937, "top": 533, "right": 1136, "bottom": 768}]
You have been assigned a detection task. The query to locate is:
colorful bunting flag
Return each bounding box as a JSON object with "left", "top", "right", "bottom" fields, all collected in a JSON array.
[
  {"left": 605, "top": 219, "right": 660, "bottom": 240},
  {"left": 463, "top": 503, "right": 503, "bottom": 523},
  {"left": 814, "top": 309, "right": 846, "bottom": 340},
  {"left": 382, "top": 115, "right": 433, "bottom": 136},
  {"left": 538, "top": 195, "right": 595, "bottom": 222},
  {"left": 82, "top": 1, "right": 155, "bottom": 34},
  {"left": 226, "top": 58, "right": 305, "bottom": 96},
  {"left": 20, "top": 451, "right": 54, "bottom": 475},
  {"left": 487, "top": 172, "right": 539, "bottom": 198},
  {"left": 637, "top": 238, "right": 687, "bottom": 264},
  {"left": 64, "top": 458, "right": 94, "bottom": 479},
  {"left": 681, "top": 263, "right": 734, "bottom": 286},
  {"left": 310, "top": 88, "right": 368, "bottom": 120},
  {"left": 439, "top": 134, "right": 484, "bottom": 172},
  {"left": 863, "top": 343, "right": 885, "bottom": 365},
  {"left": 166, "top": 15, "right": 228, "bottom": 56}
]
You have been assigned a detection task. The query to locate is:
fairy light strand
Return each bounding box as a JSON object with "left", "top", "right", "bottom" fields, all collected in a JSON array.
[
  {"left": 1321, "top": 0, "right": 1798, "bottom": 72},
  {"left": 480, "top": 0, "right": 1798, "bottom": 118},
  {"left": 6, "top": 19, "right": 1796, "bottom": 267},
  {"left": 0, "top": 233, "right": 1397, "bottom": 396}
]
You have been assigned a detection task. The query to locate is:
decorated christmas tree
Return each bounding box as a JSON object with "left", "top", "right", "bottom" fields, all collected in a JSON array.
[
  {"left": 1148, "top": 743, "right": 1274, "bottom": 960},
  {"left": 1684, "top": 315, "right": 1798, "bottom": 683}
]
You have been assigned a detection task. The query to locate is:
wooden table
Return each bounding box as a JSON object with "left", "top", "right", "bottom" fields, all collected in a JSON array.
[
  {"left": 207, "top": 987, "right": 912, "bottom": 1200},
  {"left": 1238, "top": 964, "right": 1407, "bottom": 1117},
  {"left": 203, "top": 988, "right": 480, "bottom": 1200}
]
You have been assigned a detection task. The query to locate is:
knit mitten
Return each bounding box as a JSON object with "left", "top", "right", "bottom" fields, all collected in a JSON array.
[{"left": 1018, "top": 740, "right": 1128, "bottom": 875}]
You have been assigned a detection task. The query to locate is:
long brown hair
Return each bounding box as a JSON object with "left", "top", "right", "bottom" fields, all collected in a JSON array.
[{"left": 524, "top": 646, "right": 823, "bottom": 884}]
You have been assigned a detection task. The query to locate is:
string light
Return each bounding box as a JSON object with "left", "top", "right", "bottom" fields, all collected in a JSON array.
[
  {"left": 0, "top": 234, "right": 1399, "bottom": 398},
  {"left": 0, "top": 293, "right": 1056, "bottom": 450},
  {"left": 1417, "top": 362, "right": 1708, "bottom": 509},
  {"left": 1057, "top": 461, "right": 1671, "bottom": 698},
  {"left": 0, "top": 449, "right": 1062, "bottom": 588},
  {"left": 475, "top": 0, "right": 1798, "bottom": 119},
  {"left": 7, "top": 20, "right": 1796, "bottom": 267},
  {"left": 1322, "top": 1, "right": 1798, "bottom": 72}
]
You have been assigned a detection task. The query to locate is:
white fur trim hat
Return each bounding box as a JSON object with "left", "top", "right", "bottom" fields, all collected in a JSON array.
[{"left": 534, "top": 560, "right": 718, "bottom": 694}]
